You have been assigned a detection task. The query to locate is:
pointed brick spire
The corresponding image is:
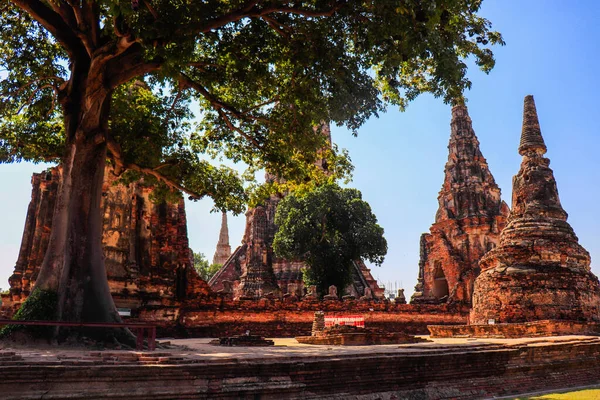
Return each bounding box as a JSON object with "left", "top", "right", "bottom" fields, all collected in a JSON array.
[
  {"left": 518, "top": 95, "right": 547, "bottom": 156},
  {"left": 212, "top": 212, "right": 231, "bottom": 265},
  {"left": 412, "top": 104, "right": 509, "bottom": 305},
  {"left": 435, "top": 103, "right": 505, "bottom": 222}
]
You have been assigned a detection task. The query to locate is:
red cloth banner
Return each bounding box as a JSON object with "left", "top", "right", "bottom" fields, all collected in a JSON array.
[{"left": 324, "top": 315, "right": 365, "bottom": 328}]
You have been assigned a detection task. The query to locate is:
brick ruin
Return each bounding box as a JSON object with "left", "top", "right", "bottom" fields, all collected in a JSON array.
[
  {"left": 208, "top": 178, "right": 385, "bottom": 301},
  {"left": 12, "top": 99, "right": 598, "bottom": 338},
  {"left": 411, "top": 104, "right": 509, "bottom": 305},
  {"left": 0, "top": 165, "right": 465, "bottom": 337},
  {"left": 209, "top": 123, "right": 384, "bottom": 301},
  {"left": 1, "top": 165, "right": 210, "bottom": 317},
  {"left": 470, "top": 95, "right": 600, "bottom": 324}
]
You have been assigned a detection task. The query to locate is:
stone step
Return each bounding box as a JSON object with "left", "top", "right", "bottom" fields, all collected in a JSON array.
[{"left": 0, "top": 356, "right": 23, "bottom": 362}]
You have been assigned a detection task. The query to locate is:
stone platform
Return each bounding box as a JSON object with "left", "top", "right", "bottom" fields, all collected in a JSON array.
[
  {"left": 295, "top": 332, "right": 428, "bottom": 346},
  {"left": 296, "top": 325, "right": 430, "bottom": 346},
  {"left": 428, "top": 319, "right": 600, "bottom": 338},
  {"left": 2, "top": 336, "right": 600, "bottom": 399}
]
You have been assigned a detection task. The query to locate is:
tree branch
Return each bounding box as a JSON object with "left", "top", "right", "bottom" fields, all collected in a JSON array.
[
  {"left": 92, "top": 35, "right": 139, "bottom": 72},
  {"left": 45, "top": 0, "right": 77, "bottom": 31},
  {"left": 217, "top": 108, "right": 263, "bottom": 149},
  {"left": 186, "top": 61, "right": 221, "bottom": 72},
  {"left": 106, "top": 137, "right": 208, "bottom": 200},
  {"left": 240, "top": 97, "right": 279, "bottom": 116},
  {"left": 183, "top": 0, "right": 347, "bottom": 35},
  {"left": 142, "top": 0, "right": 159, "bottom": 20},
  {"left": 126, "top": 162, "right": 209, "bottom": 200},
  {"left": 2, "top": 76, "right": 64, "bottom": 99},
  {"left": 266, "top": 3, "right": 346, "bottom": 18},
  {"left": 178, "top": 73, "right": 264, "bottom": 149},
  {"left": 261, "top": 15, "right": 290, "bottom": 38},
  {"left": 153, "top": 161, "right": 178, "bottom": 171},
  {"left": 165, "top": 87, "right": 184, "bottom": 119},
  {"left": 188, "top": 0, "right": 261, "bottom": 34},
  {"left": 11, "top": 0, "right": 86, "bottom": 58},
  {"left": 70, "top": 0, "right": 102, "bottom": 55},
  {"left": 16, "top": 84, "right": 59, "bottom": 114},
  {"left": 105, "top": 47, "right": 163, "bottom": 90}
]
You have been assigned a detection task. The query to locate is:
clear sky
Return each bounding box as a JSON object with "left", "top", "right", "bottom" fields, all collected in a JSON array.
[{"left": 2, "top": 0, "right": 600, "bottom": 299}]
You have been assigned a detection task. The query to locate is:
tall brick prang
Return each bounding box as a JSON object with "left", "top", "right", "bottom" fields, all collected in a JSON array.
[
  {"left": 470, "top": 95, "right": 600, "bottom": 324},
  {"left": 411, "top": 104, "right": 509, "bottom": 305}
]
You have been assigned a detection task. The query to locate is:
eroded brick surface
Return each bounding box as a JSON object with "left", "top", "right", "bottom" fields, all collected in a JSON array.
[
  {"left": 210, "top": 124, "right": 384, "bottom": 300},
  {"left": 470, "top": 96, "right": 600, "bottom": 324},
  {"left": 142, "top": 300, "right": 468, "bottom": 337},
  {"left": 1, "top": 165, "right": 210, "bottom": 316},
  {"left": 411, "top": 104, "right": 509, "bottom": 305}
]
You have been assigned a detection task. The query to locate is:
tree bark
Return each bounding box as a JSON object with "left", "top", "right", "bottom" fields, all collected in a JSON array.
[{"left": 20, "top": 82, "right": 133, "bottom": 344}]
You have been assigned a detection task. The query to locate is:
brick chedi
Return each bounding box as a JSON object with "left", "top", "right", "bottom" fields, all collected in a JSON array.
[
  {"left": 470, "top": 95, "right": 600, "bottom": 324},
  {"left": 209, "top": 123, "right": 384, "bottom": 300},
  {"left": 411, "top": 104, "right": 509, "bottom": 305},
  {"left": 1, "top": 165, "right": 210, "bottom": 316},
  {"left": 212, "top": 212, "right": 231, "bottom": 266}
]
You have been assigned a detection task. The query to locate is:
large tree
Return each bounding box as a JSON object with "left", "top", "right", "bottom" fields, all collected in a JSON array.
[
  {"left": 0, "top": 0, "right": 503, "bottom": 342},
  {"left": 273, "top": 183, "right": 387, "bottom": 297},
  {"left": 193, "top": 252, "right": 221, "bottom": 281}
]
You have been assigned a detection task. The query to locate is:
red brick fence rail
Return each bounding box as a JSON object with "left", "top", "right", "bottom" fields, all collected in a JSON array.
[{"left": 0, "top": 319, "right": 156, "bottom": 350}]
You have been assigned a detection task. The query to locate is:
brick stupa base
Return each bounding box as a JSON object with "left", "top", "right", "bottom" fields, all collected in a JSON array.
[{"left": 470, "top": 264, "right": 600, "bottom": 325}]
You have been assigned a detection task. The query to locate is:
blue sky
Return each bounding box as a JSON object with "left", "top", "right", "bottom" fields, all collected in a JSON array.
[{"left": 2, "top": 0, "right": 600, "bottom": 298}]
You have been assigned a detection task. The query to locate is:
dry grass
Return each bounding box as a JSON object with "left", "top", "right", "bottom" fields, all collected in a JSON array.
[{"left": 519, "top": 388, "right": 600, "bottom": 400}]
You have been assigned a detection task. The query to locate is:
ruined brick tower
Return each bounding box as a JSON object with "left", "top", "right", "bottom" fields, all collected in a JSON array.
[
  {"left": 470, "top": 95, "right": 600, "bottom": 324},
  {"left": 1, "top": 165, "right": 210, "bottom": 316},
  {"left": 411, "top": 104, "right": 509, "bottom": 305},
  {"left": 234, "top": 194, "right": 282, "bottom": 299},
  {"left": 212, "top": 212, "right": 232, "bottom": 266}
]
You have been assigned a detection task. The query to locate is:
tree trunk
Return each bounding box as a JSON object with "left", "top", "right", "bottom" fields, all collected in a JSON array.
[{"left": 15, "top": 83, "right": 134, "bottom": 345}]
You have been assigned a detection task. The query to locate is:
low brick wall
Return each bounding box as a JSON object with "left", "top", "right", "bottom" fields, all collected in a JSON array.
[
  {"left": 3, "top": 339, "right": 600, "bottom": 399},
  {"left": 429, "top": 319, "right": 600, "bottom": 338},
  {"left": 136, "top": 300, "right": 468, "bottom": 337}
]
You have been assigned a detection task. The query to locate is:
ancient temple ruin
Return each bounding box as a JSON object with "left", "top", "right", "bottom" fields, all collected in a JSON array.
[
  {"left": 411, "top": 104, "right": 509, "bottom": 305},
  {"left": 1, "top": 165, "right": 210, "bottom": 316},
  {"left": 209, "top": 124, "right": 384, "bottom": 300},
  {"left": 212, "top": 212, "right": 231, "bottom": 266},
  {"left": 209, "top": 175, "right": 384, "bottom": 300},
  {"left": 470, "top": 95, "right": 600, "bottom": 324}
]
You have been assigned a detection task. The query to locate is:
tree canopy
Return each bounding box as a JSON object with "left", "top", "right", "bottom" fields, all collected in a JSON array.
[
  {"left": 1, "top": 0, "right": 503, "bottom": 208},
  {"left": 273, "top": 183, "right": 387, "bottom": 297},
  {"left": 193, "top": 251, "right": 221, "bottom": 281}
]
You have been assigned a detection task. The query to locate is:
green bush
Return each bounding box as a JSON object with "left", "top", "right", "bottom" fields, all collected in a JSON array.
[{"left": 0, "top": 288, "right": 57, "bottom": 338}]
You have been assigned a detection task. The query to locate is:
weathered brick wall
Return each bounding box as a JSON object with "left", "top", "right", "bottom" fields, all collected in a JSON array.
[
  {"left": 411, "top": 105, "right": 509, "bottom": 306},
  {"left": 471, "top": 96, "right": 600, "bottom": 325},
  {"left": 3, "top": 339, "right": 600, "bottom": 399},
  {"left": 1, "top": 165, "right": 210, "bottom": 316},
  {"left": 429, "top": 319, "right": 600, "bottom": 338},
  {"left": 137, "top": 300, "right": 469, "bottom": 337}
]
